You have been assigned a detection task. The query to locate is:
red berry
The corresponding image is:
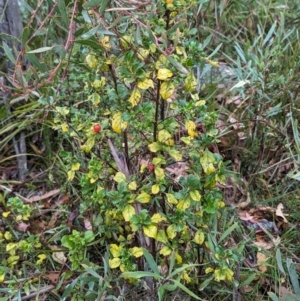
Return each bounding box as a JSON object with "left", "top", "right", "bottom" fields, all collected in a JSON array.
[
  {"left": 93, "top": 124, "right": 101, "bottom": 133},
  {"left": 147, "top": 164, "right": 155, "bottom": 171}
]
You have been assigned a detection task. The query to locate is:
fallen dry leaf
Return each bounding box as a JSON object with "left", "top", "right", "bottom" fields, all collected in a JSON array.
[
  {"left": 26, "top": 189, "right": 61, "bottom": 203},
  {"left": 50, "top": 245, "right": 67, "bottom": 265},
  {"left": 15, "top": 222, "right": 30, "bottom": 232},
  {"left": 257, "top": 252, "right": 268, "bottom": 273},
  {"left": 276, "top": 203, "right": 288, "bottom": 223}
]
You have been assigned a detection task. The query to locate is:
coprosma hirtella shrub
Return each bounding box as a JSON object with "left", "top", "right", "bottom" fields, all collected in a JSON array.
[{"left": 55, "top": 0, "right": 243, "bottom": 294}]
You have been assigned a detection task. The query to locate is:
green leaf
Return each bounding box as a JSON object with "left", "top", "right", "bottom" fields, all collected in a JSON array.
[
  {"left": 83, "top": 230, "right": 95, "bottom": 243},
  {"left": 170, "top": 279, "right": 201, "bottom": 300},
  {"left": 168, "top": 148, "right": 182, "bottom": 161},
  {"left": 83, "top": 0, "right": 103, "bottom": 8},
  {"left": 142, "top": 248, "right": 159, "bottom": 274},
  {"left": 27, "top": 46, "right": 54, "bottom": 54},
  {"left": 3, "top": 42, "right": 15, "bottom": 63},
  {"left": 156, "top": 229, "right": 168, "bottom": 244},
  {"left": 75, "top": 39, "right": 103, "bottom": 50},
  {"left": 219, "top": 222, "right": 239, "bottom": 243},
  {"left": 122, "top": 271, "right": 162, "bottom": 280},
  {"left": 58, "top": 0, "right": 69, "bottom": 27},
  {"left": 275, "top": 249, "right": 286, "bottom": 275}
]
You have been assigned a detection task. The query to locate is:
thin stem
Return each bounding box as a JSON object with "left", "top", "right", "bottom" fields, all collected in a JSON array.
[{"left": 153, "top": 80, "right": 161, "bottom": 142}]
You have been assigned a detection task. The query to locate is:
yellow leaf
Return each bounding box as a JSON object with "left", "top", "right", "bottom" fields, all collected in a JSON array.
[
  {"left": 185, "top": 72, "right": 197, "bottom": 92},
  {"left": 214, "top": 268, "right": 225, "bottom": 282},
  {"left": 155, "top": 55, "right": 168, "bottom": 69},
  {"left": 109, "top": 258, "right": 121, "bottom": 269},
  {"left": 130, "top": 247, "right": 143, "bottom": 258},
  {"left": 168, "top": 148, "right": 182, "bottom": 161},
  {"left": 114, "top": 172, "right": 127, "bottom": 183},
  {"left": 148, "top": 142, "right": 162, "bottom": 152},
  {"left": 218, "top": 201, "right": 225, "bottom": 208},
  {"left": 189, "top": 190, "right": 201, "bottom": 202},
  {"left": 159, "top": 246, "right": 172, "bottom": 256},
  {"left": 136, "top": 192, "right": 151, "bottom": 203},
  {"left": 61, "top": 123, "right": 69, "bottom": 132},
  {"left": 195, "top": 99, "right": 206, "bottom": 106},
  {"left": 81, "top": 136, "right": 96, "bottom": 153},
  {"left": 194, "top": 230, "right": 205, "bottom": 245},
  {"left": 156, "top": 229, "right": 168, "bottom": 244},
  {"left": 214, "top": 267, "right": 234, "bottom": 282},
  {"left": 224, "top": 268, "right": 234, "bottom": 282},
  {"left": 118, "top": 235, "right": 125, "bottom": 242},
  {"left": 151, "top": 213, "right": 166, "bottom": 223},
  {"left": 205, "top": 267, "right": 214, "bottom": 274},
  {"left": 151, "top": 184, "right": 160, "bottom": 194},
  {"left": 88, "top": 92, "right": 101, "bottom": 105},
  {"left": 180, "top": 136, "right": 193, "bottom": 145},
  {"left": 2, "top": 211, "right": 10, "bottom": 218},
  {"left": 122, "top": 205, "right": 135, "bottom": 222},
  {"left": 55, "top": 106, "right": 70, "bottom": 116},
  {"left": 200, "top": 149, "right": 216, "bottom": 175},
  {"left": 154, "top": 167, "right": 165, "bottom": 180},
  {"left": 110, "top": 244, "right": 122, "bottom": 258},
  {"left": 128, "top": 88, "right": 141, "bottom": 107},
  {"left": 185, "top": 120, "right": 198, "bottom": 137},
  {"left": 86, "top": 54, "right": 97, "bottom": 68},
  {"left": 166, "top": 224, "right": 177, "bottom": 239},
  {"left": 177, "top": 198, "right": 191, "bottom": 211},
  {"left": 175, "top": 253, "right": 182, "bottom": 264},
  {"left": 166, "top": 193, "right": 178, "bottom": 205},
  {"left": 0, "top": 271, "right": 5, "bottom": 283},
  {"left": 152, "top": 157, "right": 165, "bottom": 165},
  {"left": 206, "top": 58, "right": 219, "bottom": 67},
  {"left": 7, "top": 255, "right": 19, "bottom": 267},
  {"left": 36, "top": 254, "right": 47, "bottom": 265},
  {"left": 143, "top": 224, "right": 157, "bottom": 238},
  {"left": 112, "top": 112, "right": 128, "bottom": 134},
  {"left": 6, "top": 242, "right": 17, "bottom": 255},
  {"left": 137, "top": 48, "right": 150, "bottom": 60},
  {"left": 67, "top": 170, "right": 75, "bottom": 181},
  {"left": 101, "top": 36, "right": 111, "bottom": 50},
  {"left": 158, "top": 130, "right": 174, "bottom": 146},
  {"left": 138, "top": 78, "right": 154, "bottom": 90},
  {"left": 182, "top": 270, "right": 192, "bottom": 283},
  {"left": 128, "top": 181, "right": 137, "bottom": 190},
  {"left": 159, "top": 81, "right": 175, "bottom": 100},
  {"left": 71, "top": 162, "right": 80, "bottom": 171},
  {"left": 157, "top": 68, "right": 173, "bottom": 80}
]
